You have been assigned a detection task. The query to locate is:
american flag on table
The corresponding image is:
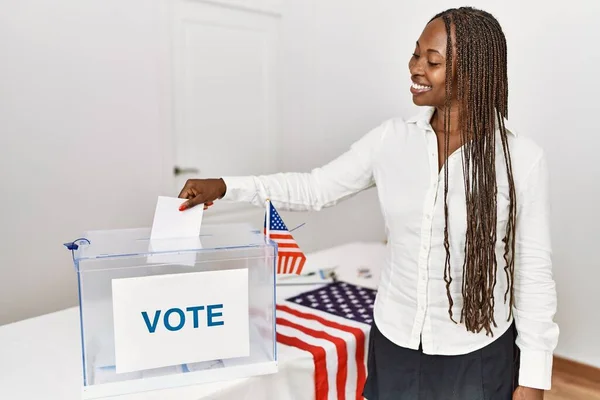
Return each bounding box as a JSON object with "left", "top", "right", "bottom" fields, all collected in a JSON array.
[
  {"left": 276, "top": 281, "right": 377, "bottom": 400},
  {"left": 264, "top": 201, "right": 306, "bottom": 274}
]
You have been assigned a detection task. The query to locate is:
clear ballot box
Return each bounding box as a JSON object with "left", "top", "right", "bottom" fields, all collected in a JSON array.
[{"left": 64, "top": 223, "right": 278, "bottom": 399}]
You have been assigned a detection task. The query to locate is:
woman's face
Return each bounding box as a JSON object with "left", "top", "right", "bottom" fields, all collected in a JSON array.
[{"left": 408, "top": 18, "right": 455, "bottom": 108}]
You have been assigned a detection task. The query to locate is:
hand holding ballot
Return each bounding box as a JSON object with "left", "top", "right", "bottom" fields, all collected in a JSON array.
[{"left": 178, "top": 178, "right": 227, "bottom": 211}]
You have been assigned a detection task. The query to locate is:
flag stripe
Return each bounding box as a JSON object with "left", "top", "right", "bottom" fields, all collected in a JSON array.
[
  {"left": 277, "top": 256, "right": 284, "bottom": 274},
  {"left": 280, "top": 257, "right": 287, "bottom": 274},
  {"left": 277, "top": 304, "right": 367, "bottom": 400},
  {"left": 291, "top": 257, "right": 301, "bottom": 275},
  {"left": 277, "top": 242, "right": 300, "bottom": 249},
  {"left": 289, "top": 257, "right": 306, "bottom": 275},
  {"left": 279, "top": 248, "right": 304, "bottom": 254},
  {"left": 298, "top": 257, "right": 306, "bottom": 274},
  {"left": 277, "top": 318, "right": 347, "bottom": 400},
  {"left": 269, "top": 233, "right": 293, "bottom": 239},
  {"left": 276, "top": 332, "right": 329, "bottom": 400},
  {"left": 264, "top": 232, "right": 294, "bottom": 241},
  {"left": 282, "top": 257, "right": 289, "bottom": 274},
  {"left": 271, "top": 238, "right": 297, "bottom": 244}
]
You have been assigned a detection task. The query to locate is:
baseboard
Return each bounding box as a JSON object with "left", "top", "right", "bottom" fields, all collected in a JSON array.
[{"left": 553, "top": 355, "right": 600, "bottom": 385}]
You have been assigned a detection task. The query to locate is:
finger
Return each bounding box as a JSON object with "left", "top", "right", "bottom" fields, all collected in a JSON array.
[
  {"left": 178, "top": 182, "right": 190, "bottom": 199},
  {"left": 179, "top": 190, "right": 191, "bottom": 201},
  {"left": 178, "top": 187, "right": 193, "bottom": 200},
  {"left": 178, "top": 180, "right": 196, "bottom": 199},
  {"left": 180, "top": 194, "right": 205, "bottom": 211}
]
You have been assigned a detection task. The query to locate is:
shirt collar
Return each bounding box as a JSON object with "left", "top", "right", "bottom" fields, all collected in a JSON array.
[{"left": 406, "top": 106, "right": 517, "bottom": 137}]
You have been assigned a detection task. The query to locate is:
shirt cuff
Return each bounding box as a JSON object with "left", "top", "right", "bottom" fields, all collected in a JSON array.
[
  {"left": 518, "top": 349, "right": 554, "bottom": 390},
  {"left": 220, "top": 176, "right": 257, "bottom": 203}
]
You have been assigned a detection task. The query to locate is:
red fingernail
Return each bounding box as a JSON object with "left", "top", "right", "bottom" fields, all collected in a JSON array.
[{"left": 179, "top": 203, "right": 187, "bottom": 211}]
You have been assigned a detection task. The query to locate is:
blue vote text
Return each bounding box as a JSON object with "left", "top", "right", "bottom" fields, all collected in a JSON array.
[{"left": 141, "top": 304, "right": 224, "bottom": 333}]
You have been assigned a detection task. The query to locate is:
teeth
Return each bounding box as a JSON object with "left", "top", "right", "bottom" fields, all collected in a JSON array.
[{"left": 412, "top": 82, "right": 432, "bottom": 90}]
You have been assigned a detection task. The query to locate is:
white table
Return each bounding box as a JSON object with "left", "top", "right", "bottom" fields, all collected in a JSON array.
[{"left": 0, "top": 242, "right": 385, "bottom": 400}]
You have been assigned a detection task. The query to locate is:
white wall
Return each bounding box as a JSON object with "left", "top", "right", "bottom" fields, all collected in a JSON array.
[
  {"left": 0, "top": 0, "right": 172, "bottom": 325},
  {"left": 278, "top": 0, "right": 600, "bottom": 367}
]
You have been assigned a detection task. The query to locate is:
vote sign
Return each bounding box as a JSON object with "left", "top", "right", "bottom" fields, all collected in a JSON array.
[{"left": 111, "top": 268, "right": 249, "bottom": 373}]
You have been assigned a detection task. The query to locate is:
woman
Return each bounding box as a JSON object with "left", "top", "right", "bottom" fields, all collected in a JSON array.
[{"left": 178, "top": 7, "right": 558, "bottom": 400}]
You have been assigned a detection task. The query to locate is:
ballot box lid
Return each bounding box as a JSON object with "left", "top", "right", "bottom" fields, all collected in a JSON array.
[{"left": 65, "top": 223, "right": 275, "bottom": 264}]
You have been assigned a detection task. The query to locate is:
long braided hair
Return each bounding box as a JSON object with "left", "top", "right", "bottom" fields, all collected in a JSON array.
[{"left": 430, "top": 7, "right": 517, "bottom": 336}]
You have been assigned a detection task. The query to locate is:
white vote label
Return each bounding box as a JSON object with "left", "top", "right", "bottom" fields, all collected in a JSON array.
[{"left": 111, "top": 268, "right": 249, "bottom": 373}]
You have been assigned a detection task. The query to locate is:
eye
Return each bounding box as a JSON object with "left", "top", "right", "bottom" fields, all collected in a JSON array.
[
  {"left": 428, "top": 61, "right": 441, "bottom": 67},
  {"left": 412, "top": 53, "right": 420, "bottom": 58}
]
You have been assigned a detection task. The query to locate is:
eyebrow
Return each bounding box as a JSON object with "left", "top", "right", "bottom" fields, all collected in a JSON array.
[{"left": 416, "top": 41, "right": 443, "bottom": 55}]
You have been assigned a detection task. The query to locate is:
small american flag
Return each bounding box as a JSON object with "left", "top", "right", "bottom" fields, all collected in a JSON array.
[
  {"left": 276, "top": 281, "right": 377, "bottom": 400},
  {"left": 264, "top": 201, "right": 306, "bottom": 274}
]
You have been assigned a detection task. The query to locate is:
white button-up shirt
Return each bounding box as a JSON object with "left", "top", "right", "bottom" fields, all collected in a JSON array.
[{"left": 221, "top": 106, "right": 559, "bottom": 390}]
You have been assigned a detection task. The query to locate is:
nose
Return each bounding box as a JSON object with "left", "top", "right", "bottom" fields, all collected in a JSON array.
[{"left": 409, "top": 57, "right": 424, "bottom": 77}]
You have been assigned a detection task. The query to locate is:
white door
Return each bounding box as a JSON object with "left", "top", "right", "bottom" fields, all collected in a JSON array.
[{"left": 170, "top": 0, "right": 282, "bottom": 225}]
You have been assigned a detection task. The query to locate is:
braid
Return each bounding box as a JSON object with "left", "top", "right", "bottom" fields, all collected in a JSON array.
[
  {"left": 442, "top": 15, "right": 455, "bottom": 322},
  {"left": 430, "top": 7, "right": 516, "bottom": 336}
]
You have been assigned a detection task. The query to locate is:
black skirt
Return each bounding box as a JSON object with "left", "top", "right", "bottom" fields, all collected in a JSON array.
[{"left": 362, "top": 322, "right": 520, "bottom": 400}]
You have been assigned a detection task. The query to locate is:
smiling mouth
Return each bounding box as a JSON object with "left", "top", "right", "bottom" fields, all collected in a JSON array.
[{"left": 411, "top": 82, "right": 432, "bottom": 93}]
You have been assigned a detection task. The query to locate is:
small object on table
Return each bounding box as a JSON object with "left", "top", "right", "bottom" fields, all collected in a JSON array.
[
  {"left": 276, "top": 266, "right": 338, "bottom": 286},
  {"left": 357, "top": 266, "right": 372, "bottom": 279}
]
